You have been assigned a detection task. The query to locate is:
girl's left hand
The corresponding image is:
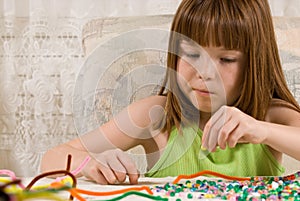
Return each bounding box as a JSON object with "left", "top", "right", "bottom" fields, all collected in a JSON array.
[{"left": 202, "top": 106, "right": 267, "bottom": 151}]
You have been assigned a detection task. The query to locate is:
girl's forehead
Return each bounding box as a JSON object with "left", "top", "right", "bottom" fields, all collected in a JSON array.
[
  {"left": 179, "top": 40, "right": 242, "bottom": 53},
  {"left": 179, "top": 40, "right": 199, "bottom": 48},
  {"left": 179, "top": 39, "right": 218, "bottom": 49}
]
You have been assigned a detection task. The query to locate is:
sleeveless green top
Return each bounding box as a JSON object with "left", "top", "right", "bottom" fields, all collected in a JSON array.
[{"left": 145, "top": 126, "right": 284, "bottom": 177}]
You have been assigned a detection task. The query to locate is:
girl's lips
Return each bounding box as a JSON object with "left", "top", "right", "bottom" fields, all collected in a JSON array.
[{"left": 193, "top": 88, "right": 214, "bottom": 96}]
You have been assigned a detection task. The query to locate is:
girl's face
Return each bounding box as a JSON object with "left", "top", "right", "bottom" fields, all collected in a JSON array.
[{"left": 177, "top": 40, "right": 245, "bottom": 114}]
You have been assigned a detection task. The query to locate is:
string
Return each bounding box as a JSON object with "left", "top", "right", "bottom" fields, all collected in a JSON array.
[
  {"left": 66, "top": 154, "right": 72, "bottom": 172},
  {"left": 64, "top": 170, "right": 300, "bottom": 200},
  {"left": 25, "top": 154, "right": 76, "bottom": 200},
  {"left": 0, "top": 178, "right": 23, "bottom": 194},
  {"left": 73, "top": 186, "right": 153, "bottom": 196},
  {"left": 55, "top": 155, "right": 91, "bottom": 182},
  {"left": 17, "top": 191, "right": 66, "bottom": 201},
  {"left": 92, "top": 191, "right": 168, "bottom": 201},
  {"left": 0, "top": 155, "right": 78, "bottom": 201},
  {"left": 71, "top": 156, "right": 91, "bottom": 176},
  {"left": 68, "top": 188, "right": 86, "bottom": 201},
  {"left": 25, "top": 170, "right": 76, "bottom": 200},
  {"left": 0, "top": 169, "right": 17, "bottom": 179},
  {"left": 50, "top": 182, "right": 86, "bottom": 201},
  {"left": 49, "top": 183, "right": 156, "bottom": 201},
  {"left": 0, "top": 179, "right": 22, "bottom": 189},
  {"left": 0, "top": 154, "right": 85, "bottom": 200},
  {"left": 172, "top": 170, "right": 250, "bottom": 184},
  {"left": 1, "top": 162, "right": 299, "bottom": 201},
  {"left": 0, "top": 169, "right": 26, "bottom": 189},
  {"left": 172, "top": 170, "right": 300, "bottom": 184},
  {"left": 0, "top": 183, "right": 71, "bottom": 201}
]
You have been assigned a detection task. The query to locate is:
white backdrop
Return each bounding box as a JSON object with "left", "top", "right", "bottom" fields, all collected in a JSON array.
[
  {"left": 0, "top": 0, "right": 299, "bottom": 176},
  {"left": 1, "top": 0, "right": 299, "bottom": 18}
]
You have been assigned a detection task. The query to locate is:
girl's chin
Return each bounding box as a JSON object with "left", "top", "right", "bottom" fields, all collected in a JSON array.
[
  {"left": 191, "top": 101, "right": 224, "bottom": 113},
  {"left": 191, "top": 103, "right": 212, "bottom": 113}
]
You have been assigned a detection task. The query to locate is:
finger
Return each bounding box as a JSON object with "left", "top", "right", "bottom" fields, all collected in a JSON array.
[
  {"left": 85, "top": 166, "right": 109, "bottom": 185},
  {"left": 211, "top": 146, "right": 217, "bottom": 152},
  {"left": 207, "top": 125, "right": 220, "bottom": 152},
  {"left": 205, "top": 107, "right": 229, "bottom": 150},
  {"left": 202, "top": 106, "right": 226, "bottom": 148},
  {"left": 237, "top": 138, "right": 249, "bottom": 143},
  {"left": 217, "top": 119, "right": 239, "bottom": 149},
  {"left": 107, "top": 158, "right": 127, "bottom": 183},
  {"left": 99, "top": 163, "right": 119, "bottom": 184},
  {"left": 94, "top": 170, "right": 109, "bottom": 185},
  {"left": 227, "top": 126, "right": 243, "bottom": 148},
  {"left": 117, "top": 153, "right": 139, "bottom": 184}
]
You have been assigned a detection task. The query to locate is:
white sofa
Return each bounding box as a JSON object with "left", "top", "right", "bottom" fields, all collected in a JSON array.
[{"left": 80, "top": 15, "right": 300, "bottom": 175}]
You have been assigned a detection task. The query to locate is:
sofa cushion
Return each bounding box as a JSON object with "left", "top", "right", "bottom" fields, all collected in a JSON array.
[{"left": 81, "top": 15, "right": 300, "bottom": 174}]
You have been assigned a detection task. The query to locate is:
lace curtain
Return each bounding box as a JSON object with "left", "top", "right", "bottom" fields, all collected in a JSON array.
[
  {"left": 0, "top": 0, "right": 182, "bottom": 177},
  {"left": 0, "top": 2, "right": 86, "bottom": 177}
]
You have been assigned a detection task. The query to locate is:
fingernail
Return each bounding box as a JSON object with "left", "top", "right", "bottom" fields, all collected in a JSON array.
[{"left": 201, "top": 145, "right": 207, "bottom": 151}]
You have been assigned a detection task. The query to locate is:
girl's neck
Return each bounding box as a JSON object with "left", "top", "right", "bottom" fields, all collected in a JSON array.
[{"left": 199, "top": 112, "right": 211, "bottom": 130}]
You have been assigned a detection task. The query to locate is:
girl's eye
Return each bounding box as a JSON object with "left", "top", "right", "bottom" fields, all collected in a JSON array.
[
  {"left": 186, "top": 53, "right": 200, "bottom": 58},
  {"left": 220, "top": 58, "right": 236, "bottom": 63}
]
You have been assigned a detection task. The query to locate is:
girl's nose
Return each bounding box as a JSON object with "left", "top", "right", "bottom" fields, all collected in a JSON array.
[{"left": 194, "top": 53, "right": 216, "bottom": 80}]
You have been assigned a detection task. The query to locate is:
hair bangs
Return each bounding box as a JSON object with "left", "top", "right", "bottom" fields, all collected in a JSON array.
[{"left": 174, "top": 0, "right": 249, "bottom": 52}]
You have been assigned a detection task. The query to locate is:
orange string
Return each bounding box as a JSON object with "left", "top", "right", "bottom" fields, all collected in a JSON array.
[
  {"left": 68, "top": 189, "right": 86, "bottom": 201},
  {"left": 50, "top": 181, "right": 153, "bottom": 199},
  {"left": 73, "top": 186, "right": 153, "bottom": 196},
  {"left": 172, "top": 170, "right": 250, "bottom": 184},
  {"left": 50, "top": 182, "right": 86, "bottom": 201},
  {"left": 49, "top": 182, "right": 66, "bottom": 188}
]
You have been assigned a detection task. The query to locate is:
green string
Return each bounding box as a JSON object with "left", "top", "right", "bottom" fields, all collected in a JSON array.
[{"left": 93, "top": 191, "right": 168, "bottom": 201}]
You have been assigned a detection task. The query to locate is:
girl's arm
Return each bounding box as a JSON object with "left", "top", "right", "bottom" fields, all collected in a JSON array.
[
  {"left": 40, "top": 95, "right": 166, "bottom": 184},
  {"left": 262, "top": 102, "right": 300, "bottom": 161}
]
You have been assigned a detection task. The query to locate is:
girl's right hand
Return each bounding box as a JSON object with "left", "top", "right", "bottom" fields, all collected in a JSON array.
[{"left": 81, "top": 149, "right": 139, "bottom": 185}]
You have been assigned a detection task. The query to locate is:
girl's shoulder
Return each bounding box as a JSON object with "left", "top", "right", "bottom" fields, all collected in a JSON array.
[
  {"left": 125, "top": 95, "right": 167, "bottom": 128},
  {"left": 265, "top": 98, "right": 300, "bottom": 126},
  {"left": 128, "top": 95, "right": 167, "bottom": 111}
]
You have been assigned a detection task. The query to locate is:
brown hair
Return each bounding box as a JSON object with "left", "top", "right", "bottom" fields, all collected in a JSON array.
[{"left": 159, "top": 0, "right": 300, "bottom": 133}]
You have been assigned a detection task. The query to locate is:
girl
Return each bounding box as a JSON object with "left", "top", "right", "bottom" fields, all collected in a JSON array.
[{"left": 41, "top": 0, "right": 300, "bottom": 184}]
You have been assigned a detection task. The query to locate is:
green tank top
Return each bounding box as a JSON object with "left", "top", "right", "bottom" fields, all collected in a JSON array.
[{"left": 145, "top": 126, "right": 284, "bottom": 177}]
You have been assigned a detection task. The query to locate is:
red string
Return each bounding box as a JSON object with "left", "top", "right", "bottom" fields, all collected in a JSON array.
[{"left": 172, "top": 170, "right": 250, "bottom": 184}]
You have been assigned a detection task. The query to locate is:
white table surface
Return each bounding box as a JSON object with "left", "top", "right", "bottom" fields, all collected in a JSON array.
[
  {"left": 18, "top": 175, "right": 300, "bottom": 201},
  {"left": 21, "top": 176, "right": 221, "bottom": 200}
]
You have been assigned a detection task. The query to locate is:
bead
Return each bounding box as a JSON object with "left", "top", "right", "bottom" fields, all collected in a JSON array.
[{"left": 187, "top": 193, "right": 193, "bottom": 199}]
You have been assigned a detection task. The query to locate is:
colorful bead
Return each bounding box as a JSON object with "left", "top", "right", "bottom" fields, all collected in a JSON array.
[{"left": 149, "top": 171, "right": 300, "bottom": 200}]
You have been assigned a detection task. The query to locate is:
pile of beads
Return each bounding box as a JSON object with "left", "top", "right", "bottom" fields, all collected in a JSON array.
[{"left": 150, "top": 171, "right": 300, "bottom": 200}]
